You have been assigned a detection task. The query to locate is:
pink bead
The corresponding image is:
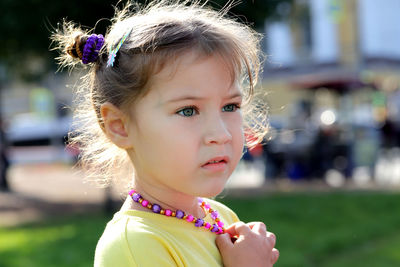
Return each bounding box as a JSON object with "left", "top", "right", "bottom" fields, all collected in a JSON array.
[
  {"left": 128, "top": 189, "right": 135, "bottom": 196},
  {"left": 141, "top": 200, "right": 148, "bottom": 207},
  {"left": 186, "top": 215, "right": 194, "bottom": 222},
  {"left": 217, "top": 221, "right": 224, "bottom": 227},
  {"left": 218, "top": 228, "right": 223, "bottom": 234},
  {"left": 204, "top": 204, "right": 210, "bottom": 209},
  {"left": 204, "top": 222, "right": 211, "bottom": 229},
  {"left": 165, "top": 209, "right": 172, "bottom": 216}
]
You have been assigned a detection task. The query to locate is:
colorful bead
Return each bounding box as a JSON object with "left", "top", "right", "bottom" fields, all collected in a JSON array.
[
  {"left": 217, "top": 221, "right": 224, "bottom": 227},
  {"left": 211, "top": 211, "right": 219, "bottom": 220},
  {"left": 211, "top": 224, "right": 219, "bottom": 232},
  {"left": 195, "top": 219, "right": 204, "bottom": 227},
  {"left": 141, "top": 200, "right": 149, "bottom": 207},
  {"left": 204, "top": 222, "right": 211, "bottom": 229},
  {"left": 128, "top": 189, "right": 135, "bottom": 196},
  {"left": 152, "top": 204, "right": 161, "bottom": 213},
  {"left": 176, "top": 210, "right": 184, "bottom": 219},
  {"left": 165, "top": 209, "right": 172, "bottom": 216},
  {"left": 132, "top": 193, "right": 141, "bottom": 202},
  {"left": 186, "top": 215, "right": 194, "bottom": 222},
  {"left": 204, "top": 203, "right": 211, "bottom": 209}
]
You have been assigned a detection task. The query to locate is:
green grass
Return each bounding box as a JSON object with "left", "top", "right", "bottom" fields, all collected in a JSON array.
[
  {"left": 1, "top": 191, "right": 400, "bottom": 267},
  {"left": 0, "top": 214, "right": 110, "bottom": 267},
  {"left": 218, "top": 191, "right": 400, "bottom": 267}
]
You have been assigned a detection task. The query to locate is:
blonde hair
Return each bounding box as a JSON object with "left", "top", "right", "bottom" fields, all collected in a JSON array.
[{"left": 52, "top": 0, "right": 268, "bottom": 187}]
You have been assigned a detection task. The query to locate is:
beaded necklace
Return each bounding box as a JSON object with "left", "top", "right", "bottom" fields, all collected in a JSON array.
[{"left": 129, "top": 190, "right": 225, "bottom": 235}]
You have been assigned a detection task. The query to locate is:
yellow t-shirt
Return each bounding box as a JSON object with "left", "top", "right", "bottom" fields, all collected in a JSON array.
[{"left": 94, "top": 198, "right": 239, "bottom": 267}]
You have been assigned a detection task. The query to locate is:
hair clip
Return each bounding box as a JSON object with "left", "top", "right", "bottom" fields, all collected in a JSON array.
[{"left": 107, "top": 29, "right": 132, "bottom": 67}]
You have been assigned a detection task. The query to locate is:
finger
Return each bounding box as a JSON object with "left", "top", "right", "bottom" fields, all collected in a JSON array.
[
  {"left": 224, "top": 221, "right": 250, "bottom": 237},
  {"left": 247, "top": 222, "right": 267, "bottom": 235},
  {"left": 223, "top": 223, "right": 240, "bottom": 237},
  {"left": 234, "top": 222, "right": 252, "bottom": 236},
  {"left": 247, "top": 221, "right": 267, "bottom": 230},
  {"left": 271, "top": 248, "right": 279, "bottom": 264},
  {"left": 215, "top": 233, "right": 234, "bottom": 252},
  {"left": 266, "top": 231, "right": 276, "bottom": 247}
]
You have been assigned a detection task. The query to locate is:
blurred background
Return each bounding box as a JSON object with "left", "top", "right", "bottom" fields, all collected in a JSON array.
[{"left": 1, "top": 0, "right": 400, "bottom": 266}]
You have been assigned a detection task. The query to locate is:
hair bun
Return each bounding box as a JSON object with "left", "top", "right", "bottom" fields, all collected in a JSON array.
[
  {"left": 66, "top": 34, "right": 86, "bottom": 60},
  {"left": 66, "top": 34, "right": 105, "bottom": 64}
]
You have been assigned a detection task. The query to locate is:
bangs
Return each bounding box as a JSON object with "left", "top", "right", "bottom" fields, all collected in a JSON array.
[{"left": 117, "top": 27, "right": 250, "bottom": 105}]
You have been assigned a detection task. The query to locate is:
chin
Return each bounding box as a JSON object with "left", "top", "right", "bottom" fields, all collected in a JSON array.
[{"left": 200, "top": 180, "right": 227, "bottom": 198}]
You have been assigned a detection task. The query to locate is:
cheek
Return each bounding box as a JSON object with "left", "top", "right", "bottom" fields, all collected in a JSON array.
[
  {"left": 235, "top": 128, "right": 245, "bottom": 153},
  {"left": 230, "top": 115, "right": 245, "bottom": 150},
  {"left": 143, "top": 120, "right": 198, "bottom": 159}
]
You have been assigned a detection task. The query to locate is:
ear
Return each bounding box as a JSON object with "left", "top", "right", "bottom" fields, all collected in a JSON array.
[{"left": 100, "top": 102, "right": 133, "bottom": 149}]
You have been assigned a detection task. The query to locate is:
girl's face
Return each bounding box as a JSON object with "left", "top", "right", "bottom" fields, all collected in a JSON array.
[{"left": 126, "top": 51, "right": 244, "bottom": 199}]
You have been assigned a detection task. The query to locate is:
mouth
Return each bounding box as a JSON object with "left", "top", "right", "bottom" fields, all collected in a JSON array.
[
  {"left": 201, "top": 156, "right": 229, "bottom": 172},
  {"left": 202, "top": 156, "right": 228, "bottom": 166}
]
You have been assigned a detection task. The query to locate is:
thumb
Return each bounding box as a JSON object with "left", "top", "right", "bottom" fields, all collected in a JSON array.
[{"left": 215, "top": 233, "right": 233, "bottom": 253}]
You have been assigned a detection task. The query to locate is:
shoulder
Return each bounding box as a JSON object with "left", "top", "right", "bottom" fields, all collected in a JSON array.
[
  {"left": 206, "top": 198, "right": 240, "bottom": 224},
  {"left": 94, "top": 213, "right": 136, "bottom": 267},
  {"left": 94, "top": 211, "right": 178, "bottom": 267}
]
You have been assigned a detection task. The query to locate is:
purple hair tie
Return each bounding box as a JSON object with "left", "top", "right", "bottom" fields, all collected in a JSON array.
[{"left": 82, "top": 34, "right": 105, "bottom": 64}]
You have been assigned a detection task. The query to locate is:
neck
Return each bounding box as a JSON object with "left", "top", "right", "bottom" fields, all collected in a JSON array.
[{"left": 130, "top": 179, "right": 204, "bottom": 218}]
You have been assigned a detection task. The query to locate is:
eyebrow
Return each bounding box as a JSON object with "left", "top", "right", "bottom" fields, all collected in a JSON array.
[{"left": 166, "top": 92, "right": 242, "bottom": 103}]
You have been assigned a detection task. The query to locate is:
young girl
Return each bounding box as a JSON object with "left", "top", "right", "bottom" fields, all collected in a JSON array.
[{"left": 53, "top": 1, "right": 279, "bottom": 266}]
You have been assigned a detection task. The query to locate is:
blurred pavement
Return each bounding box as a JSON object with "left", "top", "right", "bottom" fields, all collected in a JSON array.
[
  {"left": 1, "top": 158, "right": 399, "bottom": 227},
  {"left": 0, "top": 163, "right": 109, "bottom": 227}
]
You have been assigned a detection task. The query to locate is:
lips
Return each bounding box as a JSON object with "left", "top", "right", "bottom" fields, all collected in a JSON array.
[
  {"left": 202, "top": 156, "right": 229, "bottom": 166},
  {"left": 200, "top": 156, "right": 229, "bottom": 173}
]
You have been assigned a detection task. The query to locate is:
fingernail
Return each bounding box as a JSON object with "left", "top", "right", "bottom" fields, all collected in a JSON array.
[{"left": 270, "top": 233, "right": 276, "bottom": 242}]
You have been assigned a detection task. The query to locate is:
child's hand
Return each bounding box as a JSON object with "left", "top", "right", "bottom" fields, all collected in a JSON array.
[{"left": 215, "top": 221, "right": 279, "bottom": 267}]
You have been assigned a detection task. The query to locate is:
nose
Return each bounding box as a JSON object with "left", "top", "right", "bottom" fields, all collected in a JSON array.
[{"left": 203, "top": 116, "right": 232, "bottom": 145}]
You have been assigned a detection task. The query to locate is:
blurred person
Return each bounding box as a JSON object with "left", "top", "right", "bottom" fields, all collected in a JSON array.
[
  {"left": 52, "top": 1, "right": 279, "bottom": 266},
  {"left": 381, "top": 118, "right": 397, "bottom": 148},
  {"left": 311, "top": 126, "right": 337, "bottom": 178},
  {"left": 262, "top": 141, "right": 285, "bottom": 179},
  {"left": 0, "top": 116, "right": 10, "bottom": 191}
]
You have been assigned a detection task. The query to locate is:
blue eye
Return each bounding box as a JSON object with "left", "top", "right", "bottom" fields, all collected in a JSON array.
[
  {"left": 177, "top": 107, "right": 197, "bottom": 117},
  {"left": 222, "top": 104, "right": 240, "bottom": 112}
]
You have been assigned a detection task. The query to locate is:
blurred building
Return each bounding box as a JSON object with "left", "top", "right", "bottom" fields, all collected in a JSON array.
[{"left": 261, "top": 0, "right": 400, "bottom": 186}]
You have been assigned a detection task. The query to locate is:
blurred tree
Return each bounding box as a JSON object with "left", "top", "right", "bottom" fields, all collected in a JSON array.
[
  {"left": 0, "top": 0, "right": 116, "bottom": 80},
  {"left": 0, "top": 0, "right": 292, "bottom": 79}
]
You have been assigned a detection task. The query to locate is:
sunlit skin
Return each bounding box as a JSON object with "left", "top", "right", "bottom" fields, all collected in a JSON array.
[{"left": 122, "top": 51, "right": 245, "bottom": 217}]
